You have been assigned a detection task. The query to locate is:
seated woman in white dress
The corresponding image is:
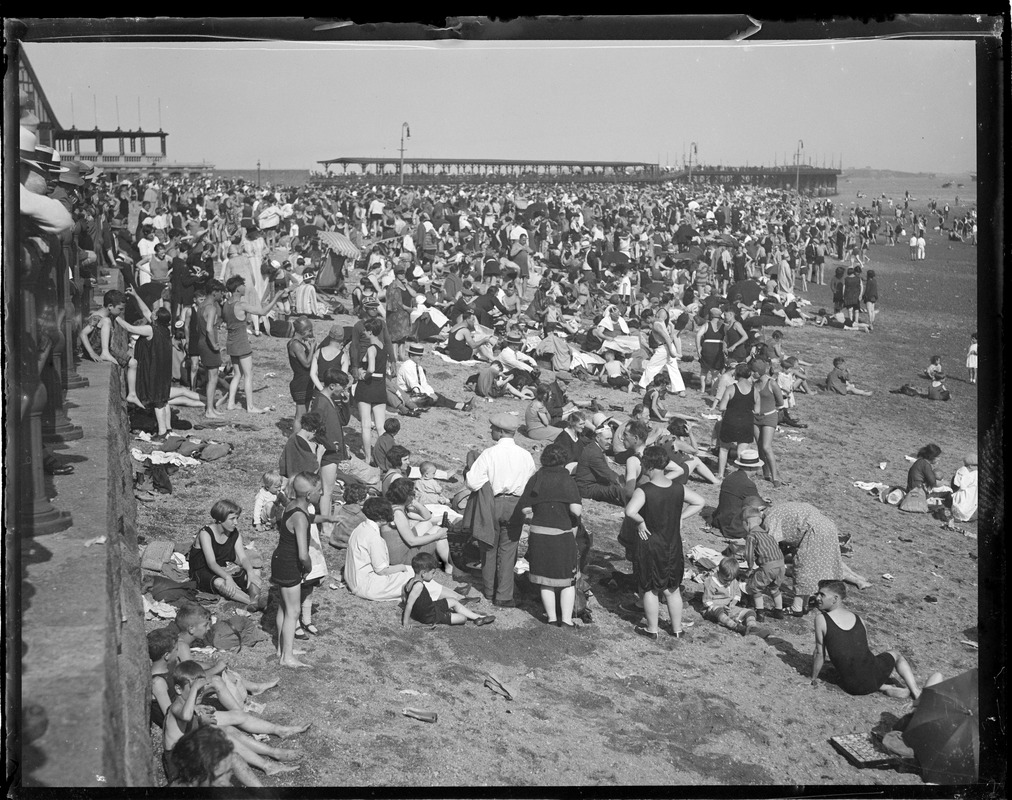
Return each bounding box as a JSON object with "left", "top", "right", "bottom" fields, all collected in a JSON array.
[
  {"left": 950, "top": 452, "right": 978, "bottom": 523},
  {"left": 343, "top": 497, "right": 413, "bottom": 601}
]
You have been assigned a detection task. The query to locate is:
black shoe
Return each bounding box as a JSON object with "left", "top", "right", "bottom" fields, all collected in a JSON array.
[
  {"left": 634, "top": 625, "right": 659, "bottom": 640},
  {"left": 767, "top": 609, "right": 785, "bottom": 621},
  {"left": 45, "top": 463, "right": 74, "bottom": 476},
  {"left": 493, "top": 598, "right": 518, "bottom": 608}
]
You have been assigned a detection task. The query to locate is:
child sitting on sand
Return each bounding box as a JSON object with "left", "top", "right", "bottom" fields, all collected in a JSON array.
[
  {"left": 327, "top": 482, "right": 370, "bottom": 551},
  {"left": 414, "top": 461, "right": 450, "bottom": 506},
  {"left": 600, "top": 349, "right": 633, "bottom": 392},
  {"left": 252, "top": 471, "right": 286, "bottom": 532},
  {"left": 701, "top": 557, "right": 771, "bottom": 638},
  {"left": 924, "top": 355, "right": 943, "bottom": 381},
  {"left": 826, "top": 357, "right": 873, "bottom": 396},
  {"left": 401, "top": 553, "right": 495, "bottom": 628},
  {"left": 781, "top": 357, "right": 811, "bottom": 396}
]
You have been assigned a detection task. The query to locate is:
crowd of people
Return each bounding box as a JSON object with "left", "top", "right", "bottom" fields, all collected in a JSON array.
[{"left": 18, "top": 97, "right": 980, "bottom": 786}]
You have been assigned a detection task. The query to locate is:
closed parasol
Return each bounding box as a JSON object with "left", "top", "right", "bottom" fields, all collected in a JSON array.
[
  {"left": 902, "top": 669, "right": 978, "bottom": 785},
  {"left": 317, "top": 230, "right": 361, "bottom": 259}
]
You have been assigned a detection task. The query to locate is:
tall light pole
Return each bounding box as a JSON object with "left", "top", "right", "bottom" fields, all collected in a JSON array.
[
  {"left": 794, "top": 139, "right": 804, "bottom": 194},
  {"left": 256, "top": 159, "right": 261, "bottom": 187},
  {"left": 687, "top": 142, "right": 698, "bottom": 183},
  {"left": 399, "top": 122, "right": 411, "bottom": 187}
]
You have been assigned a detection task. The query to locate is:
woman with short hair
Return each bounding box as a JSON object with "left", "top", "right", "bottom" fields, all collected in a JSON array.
[{"left": 383, "top": 477, "right": 455, "bottom": 575}]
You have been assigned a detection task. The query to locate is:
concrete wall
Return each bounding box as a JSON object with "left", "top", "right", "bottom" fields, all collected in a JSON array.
[{"left": 19, "top": 361, "right": 153, "bottom": 787}]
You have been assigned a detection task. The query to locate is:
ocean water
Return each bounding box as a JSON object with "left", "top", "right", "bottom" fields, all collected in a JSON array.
[{"left": 837, "top": 173, "right": 977, "bottom": 208}]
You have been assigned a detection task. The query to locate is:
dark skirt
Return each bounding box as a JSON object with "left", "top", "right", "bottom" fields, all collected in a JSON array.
[
  {"left": 632, "top": 529, "right": 685, "bottom": 596},
  {"left": 527, "top": 525, "right": 578, "bottom": 588}
]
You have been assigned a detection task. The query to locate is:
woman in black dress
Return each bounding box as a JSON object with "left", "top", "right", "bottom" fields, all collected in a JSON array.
[
  {"left": 188, "top": 499, "right": 261, "bottom": 606},
  {"left": 118, "top": 290, "right": 203, "bottom": 436},
  {"left": 623, "top": 445, "right": 704, "bottom": 640},
  {"left": 517, "top": 444, "right": 583, "bottom": 627},
  {"left": 287, "top": 316, "right": 315, "bottom": 433},
  {"left": 715, "top": 363, "right": 756, "bottom": 479},
  {"left": 353, "top": 317, "right": 389, "bottom": 466}
]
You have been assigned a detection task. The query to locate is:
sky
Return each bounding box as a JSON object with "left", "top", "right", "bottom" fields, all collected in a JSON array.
[{"left": 23, "top": 38, "right": 977, "bottom": 174}]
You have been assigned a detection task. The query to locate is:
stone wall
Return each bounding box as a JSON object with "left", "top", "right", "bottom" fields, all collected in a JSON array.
[{"left": 18, "top": 361, "right": 153, "bottom": 787}]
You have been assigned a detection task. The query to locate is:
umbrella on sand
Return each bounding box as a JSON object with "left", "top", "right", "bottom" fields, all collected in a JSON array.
[
  {"left": 317, "top": 230, "right": 361, "bottom": 259},
  {"left": 602, "top": 251, "right": 631, "bottom": 266},
  {"left": 902, "top": 669, "right": 978, "bottom": 784}
]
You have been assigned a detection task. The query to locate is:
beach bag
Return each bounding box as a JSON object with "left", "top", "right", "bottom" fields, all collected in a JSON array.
[
  {"left": 339, "top": 456, "right": 381, "bottom": 489},
  {"left": 199, "top": 442, "right": 233, "bottom": 462},
  {"left": 208, "top": 615, "right": 270, "bottom": 653},
  {"left": 898, "top": 486, "right": 928, "bottom": 513},
  {"left": 303, "top": 524, "right": 329, "bottom": 583}
]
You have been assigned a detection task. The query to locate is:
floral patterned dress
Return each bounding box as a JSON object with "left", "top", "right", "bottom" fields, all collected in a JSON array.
[{"left": 762, "top": 502, "right": 843, "bottom": 597}]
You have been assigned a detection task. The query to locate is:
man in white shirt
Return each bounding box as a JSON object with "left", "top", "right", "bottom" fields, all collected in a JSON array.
[
  {"left": 465, "top": 414, "right": 536, "bottom": 606},
  {"left": 397, "top": 344, "right": 472, "bottom": 411},
  {"left": 497, "top": 333, "right": 538, "bottom": 376}
]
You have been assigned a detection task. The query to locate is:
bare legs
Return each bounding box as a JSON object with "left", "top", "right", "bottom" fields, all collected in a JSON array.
[
  {"left": 359, "top": 402, "right": 384, "bottom": 465},
  {"left": 228, "top": 354, "right": 268, "bottom": 413},
  {"left": 204, "top": 366, "right": 223, "bottom": 419},
  {"left": 277, "top": 584, "right": 311, "bottom": 669},
  {"left": 755, "top": 425, "right": 780, "bottom": 484},
  {"left": 640, "top": 587, "right": 683, "bottom": 635},
  {"left": 293, "top": 402, "right": 308, "bottom": 434}
]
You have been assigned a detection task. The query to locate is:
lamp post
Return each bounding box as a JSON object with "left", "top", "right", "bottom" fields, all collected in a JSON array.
[
  {"left": 256, "top": 159, "right": 261, "bottom": 187},
  {"left": 794, "top": 140, "right": 804, "bottom": 194},
  {"left": 687, "top": 142, "right": 698, "bottom": 183},
  {"left": 399, "top": 122, "right": 411, "bottom": 186}
]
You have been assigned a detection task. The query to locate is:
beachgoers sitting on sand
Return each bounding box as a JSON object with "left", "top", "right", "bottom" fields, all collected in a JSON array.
[
  {"left": 826, "top": 357, "right": 873, "bottom": 396},
  {"left": 810, "top": 580, "right": 925, "bottom": 700}
]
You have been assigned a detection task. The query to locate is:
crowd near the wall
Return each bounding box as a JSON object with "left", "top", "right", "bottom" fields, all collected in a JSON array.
[{"left": 17, "top": 102, "right": 981, "bottom": 786}]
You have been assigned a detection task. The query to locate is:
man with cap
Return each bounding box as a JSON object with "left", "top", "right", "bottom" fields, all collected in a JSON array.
[
  {"left": 711, "top": 449, "right": 766, "bottom": 539},
  {"left": 573, "top": 414, "right": 628, "bottom": 507},
  {"left": 396, "top": 343, "right": 473, "bottom": 411},
  {"left": 464, "top": 413, "right": 537, "bottom": 607}
]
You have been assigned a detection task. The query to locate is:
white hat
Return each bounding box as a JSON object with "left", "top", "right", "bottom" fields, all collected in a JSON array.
[
  {"left": 509, "top": 226, "right": 528, "bottom": 241},
  {"left": 734, "top": 449, "right": 763, "bottom": 469}
]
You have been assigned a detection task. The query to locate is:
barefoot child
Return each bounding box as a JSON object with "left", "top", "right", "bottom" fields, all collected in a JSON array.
[
  {"left": 169, "top": 604, "right": 277, "bottom": 709},
  {"left": 701, "top": 557, "right": 771, "bottom": 638},
  {"left": 272, "top": 472, "right": 320, "bottom": 669},
  {"left": 163, "top": 661, "right": 306, "bottom": 785},
  {"left": 401, "top": 553, "right": 495, "bottom": 627}
]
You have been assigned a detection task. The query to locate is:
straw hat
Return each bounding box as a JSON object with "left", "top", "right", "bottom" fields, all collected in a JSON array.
[{"left": 734, "top": 449, "right": 763, "bottom": 469}]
